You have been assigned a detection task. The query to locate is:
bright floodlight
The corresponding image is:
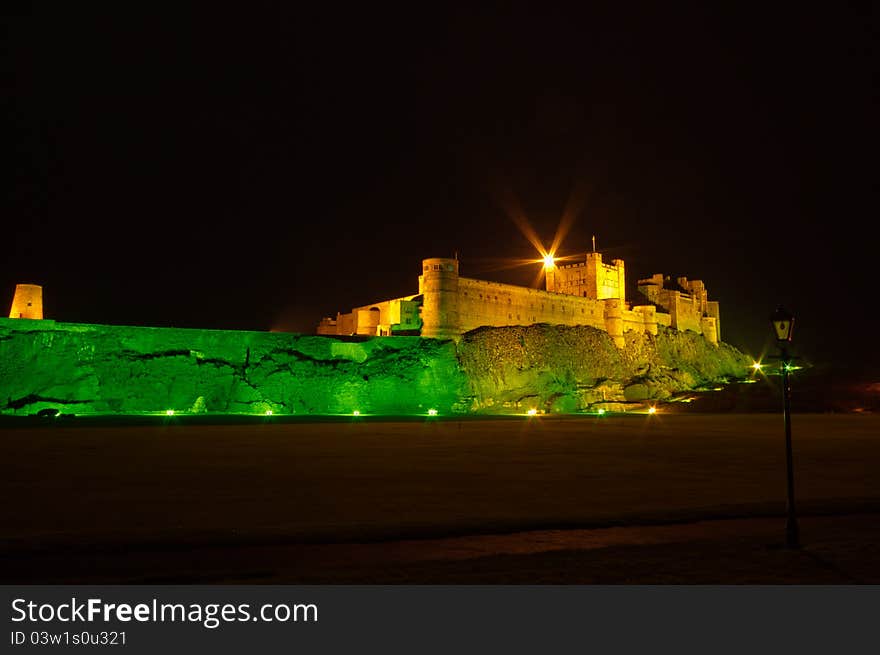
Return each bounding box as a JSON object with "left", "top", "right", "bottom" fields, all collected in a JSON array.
[
  {"left": 597, "top": 408, "right": 606, "bottom": 415},
  {"left": 543, "top": 254, "right": 555, "bottom": 269},
  {"left": 752, "top": 362, "right": 763, "bottom": 371},
  {"left": 427, "top": 408, "right": 438, "bottom": 416},
  {"left": 648, "top": 406, "right": 657, "bottom": 414},
  {"left": 352, "top": 410, "right": 360, "bottom": 416},
  {"left": 527, "top": 408, "right": 538, "bottom": 416},
  {"left": 165, "top": 409, "right": 174, "bottom": 416},
  {"left": 265, "top": 410, "right": 273, "bottom": 415}
]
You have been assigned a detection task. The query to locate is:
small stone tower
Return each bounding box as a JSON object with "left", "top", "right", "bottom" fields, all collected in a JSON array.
[
  {"left": 418, "top": 258, "right": 459, "bottom": 338},
  {"left": 603, "top": 298, "right": 625, "bottom": 348},
  {"left": 8, "top": 284, "right": 43, "bottom": 319}
]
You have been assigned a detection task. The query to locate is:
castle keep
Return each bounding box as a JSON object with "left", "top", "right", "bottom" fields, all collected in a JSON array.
[{"left": 317, "top": 253, "right": 721, "bottom": 346}]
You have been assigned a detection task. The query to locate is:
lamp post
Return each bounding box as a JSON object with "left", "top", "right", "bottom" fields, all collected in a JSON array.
[{"left": 770, "top": 306, "right": 799, "bottom": 549}]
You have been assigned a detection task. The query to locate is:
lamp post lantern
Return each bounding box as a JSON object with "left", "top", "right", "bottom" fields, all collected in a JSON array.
[{"left": 770, "top": 306, "right": 799, "bottom": 548}]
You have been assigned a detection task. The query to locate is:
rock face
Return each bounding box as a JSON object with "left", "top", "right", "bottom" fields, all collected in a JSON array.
[
  {"left": 0, "top": 318, "right": 750, "bottom": 416},
  {"left": 0, "top": 319, "right": 466, "bottom": 416},
  {"left": 457, "top": 324, "right": 751, "bottom": 412}
]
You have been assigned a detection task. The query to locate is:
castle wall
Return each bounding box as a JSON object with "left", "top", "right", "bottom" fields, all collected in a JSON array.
[
  {"left": 350, "top": 297, "right": 421, "bottom": 336},
  {"left": 457, "top": 277, "right": 607, "bottom": 333},
  {"left": 456, "top": 278, "right": 667, "bottom": 347},
  {"left": 672, "top": 292, "right": 704, "bottom": 334},
  {"left": 319, "top": 295, "right": 421, "bottom": 337},
  {"left": 316, "top": 317, "right": 337, "bottom": 335},
  {"left": 623, "top": 305, "right": 659, "bottom": 336},
  {"left": 318, "top": 312, "right": 357, "bottom": 335}
]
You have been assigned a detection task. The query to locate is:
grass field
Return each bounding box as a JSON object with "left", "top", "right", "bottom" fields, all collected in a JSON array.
[{"left": 2, "top": 413, "right": 878, "bottom": 583}]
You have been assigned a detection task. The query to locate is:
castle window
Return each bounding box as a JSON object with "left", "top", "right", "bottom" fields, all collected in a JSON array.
[
  {"left": 433, "top": 264, "right": 440, "bottom": 270},
  {"left": 424, "top": 265, "right": 429, "bottom": 271}
]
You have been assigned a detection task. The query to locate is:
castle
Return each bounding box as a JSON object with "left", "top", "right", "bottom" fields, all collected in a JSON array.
[{"left": 317, "top": 252, "right": 721, "bottom": 347}]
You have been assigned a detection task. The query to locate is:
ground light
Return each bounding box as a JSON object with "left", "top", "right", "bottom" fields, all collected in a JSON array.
[
  {"left": 352, "top": 410, "right": 360, "bottom": 416},
  {"left": 427, "top": 409, "right": 438, "bottom": 416},
  {"left": 527, "top": 408, "right": 538, "bottom": 416},
  {"left": 165, "top": 409, "right": 174, "bottom": 416},
  {"left": 648, "top": 406, "right": 657, "bottom": 415},
  {"left": 597, "top": 408, "right": 606, "bottom": 416},
  {"left": 265, "top": 410, "right": 273, "bottom": 416},
  {"left": 752, "top": 362, "right": 763, "bottom": 372}
]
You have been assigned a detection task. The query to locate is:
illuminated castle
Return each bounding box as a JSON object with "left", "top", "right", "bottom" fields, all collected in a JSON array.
[{"left": 317, "top": 252, "right": 721, "bottom": 347}]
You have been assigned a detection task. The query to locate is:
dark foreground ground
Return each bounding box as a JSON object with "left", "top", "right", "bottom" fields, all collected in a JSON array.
[{"left": 1, "top": 413, "right": 878, "bottom": 583}]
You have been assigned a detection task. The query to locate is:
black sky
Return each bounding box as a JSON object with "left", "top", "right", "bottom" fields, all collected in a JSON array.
[{"left": 3, "top": 4, "right": 877, "bottom": 373}]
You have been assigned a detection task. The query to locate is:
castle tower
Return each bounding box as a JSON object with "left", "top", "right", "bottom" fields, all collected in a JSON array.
[
  {"left": 418, "top": 258, "right": 459, "bottom": 338},
  {"left": 700, "top": 316, "right": 718, "bottom": 345},
  {"left": 586, "top": 252, "right": 625, "bottom": 302},
  {"left": 545, "top": 252, "right": 626, "bottom": 301},
  {"left": 634, "top": 304, "right": 658, "bottom": 335},
  {"left": 603, "top": 298, "right": 625, "bottom": 348},
  {"left": 8, "top": 284, "right": 43, "bottom": 319},
  {"left": 545, "top": 262, "right": 558, "bottom": 293}
]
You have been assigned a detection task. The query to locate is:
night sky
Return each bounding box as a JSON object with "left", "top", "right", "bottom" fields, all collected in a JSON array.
[{"left": 4, "top": 5, "right": 877, "bottom": 374}]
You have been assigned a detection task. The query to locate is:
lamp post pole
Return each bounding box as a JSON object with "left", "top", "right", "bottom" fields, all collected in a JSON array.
[
  {"left": 771, "top": 306, "right": 799, "bottom": 549},
  {"left": 780, "top": 343, "right": 799, "bottom": 549}
]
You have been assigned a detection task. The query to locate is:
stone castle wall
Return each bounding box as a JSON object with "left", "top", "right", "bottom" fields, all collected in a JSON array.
[{"left": 457, "top": 277, "right": 606, "bottom": 333}]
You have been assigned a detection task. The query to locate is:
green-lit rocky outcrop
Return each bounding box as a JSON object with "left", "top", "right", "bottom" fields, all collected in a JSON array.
[
  {"left": 457, "top": 324, "right": 751, "bottom": 412},
  {"left": 0, "top": 318, "right": 750, "bottom": 416},
  {"left": 0, "top": 319, "right": 466, "bottom": 416}
]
